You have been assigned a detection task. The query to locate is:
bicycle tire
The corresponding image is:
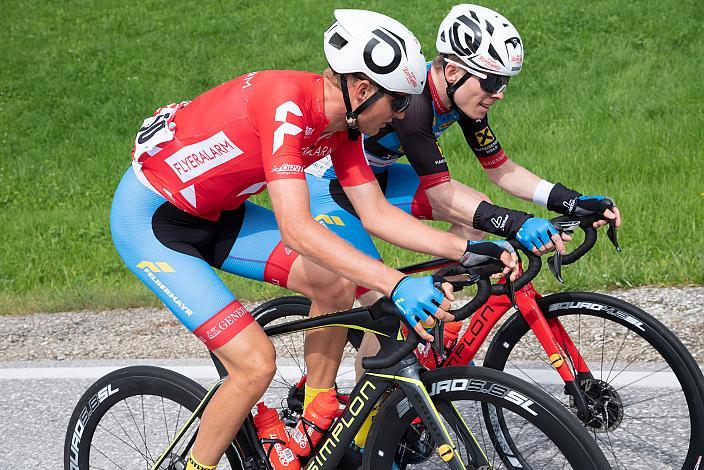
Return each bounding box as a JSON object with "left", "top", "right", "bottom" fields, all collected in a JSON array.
[
  {"left": 63, "top": 365, "right": 246, "bottom": 469},
  {"left": 483, "top": 291, "right": 704, "bottom": 469},
  {"left": 364, "top": 366, "right": 611, "bottom": 469}
]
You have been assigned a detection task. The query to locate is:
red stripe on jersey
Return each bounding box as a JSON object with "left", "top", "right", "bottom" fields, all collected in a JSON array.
[
  {"left": 194, "top": 300, "right": 254, "bottom": 350},
  {"left": 477, "top": 149, "right": 508, "bottom": 169},
  {"left": 418, "top": 172, "right": 450, "bottom": 190},
  {"left": 428, "top": 69, "right": 450, "bottom": 115},
  {"left": 411, "top": 186, "right": 434, "bottom": 220},
  {"left": 263, "top": 242, "right": 299, "bottom": 288}
]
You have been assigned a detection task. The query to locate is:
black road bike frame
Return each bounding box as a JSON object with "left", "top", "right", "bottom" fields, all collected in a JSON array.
[{"left": 151, "top": 298, "right": 484, "bottom": 470}]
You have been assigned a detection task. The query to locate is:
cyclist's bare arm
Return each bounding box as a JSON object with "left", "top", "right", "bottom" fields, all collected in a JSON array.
[
  {"left": 343, "top": 179, "right": 517, "bottom": 269},
  {"left": 485, "top": 160, "right": 621, "bottom": 227},
  {"left": 484, "top": 159, "right": 543, "bottom": 201},
  {"left": 423, "top": 179, "right": 489, "bottom": 228}
]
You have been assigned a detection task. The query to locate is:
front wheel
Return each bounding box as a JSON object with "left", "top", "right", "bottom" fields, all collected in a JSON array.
[
  {"left": 483, "top": 291, "right": 704, "bottom": 469},
  {"left": 63, "top": 365, "right": 246, "bottom": 469},
  {"left": 364, "top": 366, "right": 611, "bottom": 469}
]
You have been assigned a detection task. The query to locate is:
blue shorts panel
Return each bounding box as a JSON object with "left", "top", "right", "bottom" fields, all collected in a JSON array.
[{"left": 110, "top": 169, "right": 237, "bottom": 332}]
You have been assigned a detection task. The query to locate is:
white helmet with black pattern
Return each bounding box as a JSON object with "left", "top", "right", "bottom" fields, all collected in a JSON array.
[
  {"left": 324, "top": 9, "right": 427, "bottom": 139},
  {"left": 325, "top": 9, "right": 427, "bottom": 94},
  {"left": 436, "top": 4, "right": 523, "bottom": 77}
]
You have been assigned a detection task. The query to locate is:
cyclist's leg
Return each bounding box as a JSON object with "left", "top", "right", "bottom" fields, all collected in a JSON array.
[
  {"left": 211, "top": 190, "right": 365, "bottom": 394},
  {"left": 286, "top": 174, "right": 382, "bottom": 391},
  {"left": 110, "top": 169, "right": 276, "bottom": 466}
]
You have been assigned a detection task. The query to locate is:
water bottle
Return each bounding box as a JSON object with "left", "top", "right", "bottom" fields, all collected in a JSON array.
[
  {"left": 253, "top": 402, "right": 300, "bottom": 470},
  {"left": 289, "top": 389, "right": 339, "bottom": 456}
]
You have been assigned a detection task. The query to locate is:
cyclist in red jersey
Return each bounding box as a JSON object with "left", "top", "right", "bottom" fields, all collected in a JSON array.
[{"left": 110, "top": 10, "right": 519, "bottom": 468}]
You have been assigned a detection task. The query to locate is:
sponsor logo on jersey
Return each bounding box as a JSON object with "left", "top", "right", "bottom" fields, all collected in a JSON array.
[
  {"left": 273, "top": 101, "right": 303, "bottom": 153},
  {"left": 302, "top": 144, "right": 333, "bottom": 159},
  {"left": 478, "top": 152, "right": 507, "bottom": 169},
  {"left": 165, "top": 131, "right": 243, "bottom": 183},
  {"left": 475, "top": 127, "right": 495, "bottom": 147},
  {"left": 272, "top": 163, "right": 304, "bottom": 174},
  {"left": 205, "top": 306, "right": 250, "bottom": 339},
  {"left": 305, "top": 126, "right": 315, "bottom": 137},
  {"left": 241, "top": 71, "right": 257, "bottom": 89}
]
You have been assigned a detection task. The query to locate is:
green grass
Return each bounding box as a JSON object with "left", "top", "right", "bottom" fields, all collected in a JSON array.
[{"left": 1, "top": 0, "right": 702, "bottom": 314}]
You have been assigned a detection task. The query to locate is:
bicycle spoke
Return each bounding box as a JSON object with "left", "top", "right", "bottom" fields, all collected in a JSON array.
[
  {"left": 605, "top": 327, "right": 631, "bottom": 383},
  {"left": 90, "top": 442, "right": 131, "bottom": 469},
  {"left": 96, "top": 420, "right": 150, "bottom": 461},
  {"left": 600, "top": 317, "right": 606, "bottom": 382},
  {"left": 123, "top": 398, "right": 150, "bottom": 460},
  {"left": 617, "top": 425, "right": 682, "bottom": 464},
  {"left": 161, "top": 396, "right": 171, "bottom": 447},
  {"left": 107, "top": 406, "right": 147, "bottom": 459},
  {"left": 141, "top": 393, "right": 154, "bottom": 465},
  {"left": 614, "top": 363, "right": 672, "bottom": 392}
]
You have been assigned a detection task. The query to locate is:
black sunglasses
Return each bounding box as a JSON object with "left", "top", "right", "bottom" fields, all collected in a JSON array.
[
  {"left": 384, "top": 90, "right": 412, "bottom": 113},
  {"left": 474, "top": 72, "right": 510, "bottom": 94}
]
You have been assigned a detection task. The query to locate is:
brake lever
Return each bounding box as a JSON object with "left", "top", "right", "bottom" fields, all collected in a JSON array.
[
  {"left": 430, "top": 319, "right": 446, "bottom": 359},
  {"left": 548, "top": 250, "right": 564, "bottom": 283},
  {"left": 607, "top": 220, "right": 621, "bottom": 252},
  {"left": 504, "top": 272, "right": 518, "bottom": 309}
]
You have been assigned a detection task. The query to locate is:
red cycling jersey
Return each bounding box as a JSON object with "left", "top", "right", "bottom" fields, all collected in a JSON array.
[{"left": 132, "top": 70, "right": 375, "bottom": 221}]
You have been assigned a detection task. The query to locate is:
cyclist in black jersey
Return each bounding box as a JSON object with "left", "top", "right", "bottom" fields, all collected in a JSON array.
[
  {"left": 306, "top": 5, "right": 620, "bottom": 265},
  {"left": 304, "top": 4, "right": 622, "bottom": 452}
]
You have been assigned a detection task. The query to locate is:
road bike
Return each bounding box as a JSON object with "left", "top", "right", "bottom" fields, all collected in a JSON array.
[
  {"left": 253, "top": 213, "right": 704, "bottom": 469},
  {"left": 63, "top": 264, "right": 611, "bottom": 469}
]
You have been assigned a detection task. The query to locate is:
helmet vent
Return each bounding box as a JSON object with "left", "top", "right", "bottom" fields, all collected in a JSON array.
[
  {"left": 329, "top": 32, "right": 349, "bottom": 50},
  {"left": 488, "top": 43, "right": 504, "bottom": 65},
  {"left": 485, "top": 21, "right": 494, "bottom": 35}
]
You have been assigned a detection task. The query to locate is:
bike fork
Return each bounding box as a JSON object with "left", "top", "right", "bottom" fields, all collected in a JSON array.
[
  {"left": 515, "top": 292, "right": 592, "bottom": 421},
  {"left": 392, "top": 367, "right": 471, "bottom": 470}
]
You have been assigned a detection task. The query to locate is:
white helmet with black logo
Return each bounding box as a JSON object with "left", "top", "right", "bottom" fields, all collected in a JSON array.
[
  {"left": 436, "top": 4, "right": 523, "bottom": 77},
  {"left": 324, "top": 9, "right": 427, "bottom": 94}
]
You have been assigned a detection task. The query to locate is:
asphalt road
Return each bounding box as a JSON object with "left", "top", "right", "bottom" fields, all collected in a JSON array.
[{"left": 1, "top": 358, "right": 698, "bottom": 469}]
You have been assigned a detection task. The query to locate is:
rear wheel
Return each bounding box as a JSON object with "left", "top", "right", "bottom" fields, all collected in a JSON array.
[
  {"left": 63, "top": 366, "right": 246, "bottom": 469},
  {"left": 364, "top": 366, "right": 612, "bottom": 469}
]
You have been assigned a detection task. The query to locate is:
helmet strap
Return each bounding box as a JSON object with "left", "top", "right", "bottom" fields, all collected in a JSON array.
[
  {"left": 340, "top": 74, "right": 385, "bottom": 140},
  {"left": 443, "top": 62, "right": 472, "bottom": 113}
]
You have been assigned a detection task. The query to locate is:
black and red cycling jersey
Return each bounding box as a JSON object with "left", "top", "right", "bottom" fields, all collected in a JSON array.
[{"left": 306, "top": 62, "right": 508, "bottom": 188}]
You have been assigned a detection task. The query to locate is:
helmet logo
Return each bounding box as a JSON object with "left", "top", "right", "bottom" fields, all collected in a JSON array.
[
  {"left": 363, "top": 28, "right": 403, "bottom": 75},
  {"left": 451, "top": 15, "right": 483, "bottom": 55}
]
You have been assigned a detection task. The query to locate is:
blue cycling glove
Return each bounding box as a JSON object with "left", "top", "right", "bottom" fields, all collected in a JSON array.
[
  {"left": 390, "top": 276, "right": 444, "bottom": 329},
  {"left": 516, "top": 217, "right": 558, "bottom": 251}
]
